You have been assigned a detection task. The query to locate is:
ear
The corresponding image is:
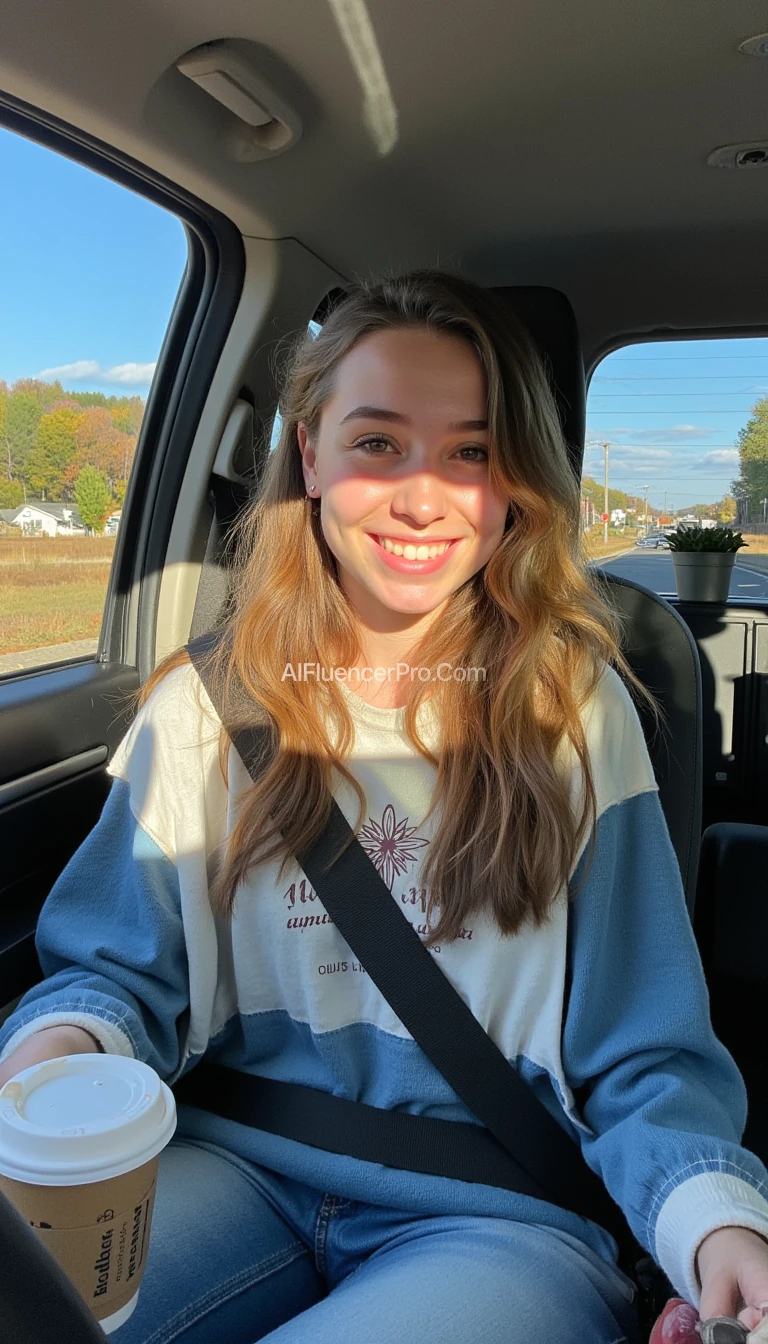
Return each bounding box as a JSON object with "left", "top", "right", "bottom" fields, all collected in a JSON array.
[{"left": 297, "top": 422, "right": 318, "bottom": 487}]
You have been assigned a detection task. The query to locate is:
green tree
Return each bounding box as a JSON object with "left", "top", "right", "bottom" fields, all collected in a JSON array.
[
  {"left": 0, "top": 478, "right": 23, "bottom": 508},
  {"left": 732, "top": 398, "right": 768, "bottom": 526},
  {"left": 4, "top": 392, "right": 42, "bottom": 481},
  {"left": 25, "top": 405, "right": 82, "bottom": 500},
  {"left": 75, "top": 464, "right": 111, "bottom": 533}
]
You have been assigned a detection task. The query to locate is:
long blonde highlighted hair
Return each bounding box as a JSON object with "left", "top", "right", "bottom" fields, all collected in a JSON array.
[{"left": 141, "top": 271, "right": 664, "bottom": 944}]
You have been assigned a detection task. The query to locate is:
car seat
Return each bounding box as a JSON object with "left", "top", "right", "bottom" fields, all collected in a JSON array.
[{"left": 0, "top": 289, "right": 704, "bottom": 1344}]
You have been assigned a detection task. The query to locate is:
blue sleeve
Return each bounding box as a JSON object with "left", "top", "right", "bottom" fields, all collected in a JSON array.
[
  {"left": 0, "top": 777, "right": 190, "bottom": 1083},
  {"left": 562, "top": 787, "right": 768, "bottom": 1307}
]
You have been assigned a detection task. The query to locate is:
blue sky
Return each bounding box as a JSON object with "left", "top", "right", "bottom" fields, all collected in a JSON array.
[
  {"left": 584, "top": 339, "right": 768, "bottom": 514},
  {"left": 2, "top": 126, "right": 766, "bottom": 514},
  {"left": 0, "top": 126, "right": 187, "bottom": 397}
]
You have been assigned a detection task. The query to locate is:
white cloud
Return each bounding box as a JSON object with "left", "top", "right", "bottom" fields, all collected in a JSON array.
[
  {"left": 700, "top": 449, "right": 739, "bottom": 466},
  {"left": 105, "top": 362, "right": 157, "bottom": 385},
  {"left": 36, "top": 360, "right": 100, "bottom": 381},
  {"left": 34, "top": 360, "right": 156, "bottom": 387}
]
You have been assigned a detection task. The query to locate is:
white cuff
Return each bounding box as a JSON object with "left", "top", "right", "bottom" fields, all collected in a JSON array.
[
  {"left": 655, "top": 1170, "right": 768, "bottom": 1308},
  {"left": 0, "top": 1011, "right": 135, "bottom": 1067}
]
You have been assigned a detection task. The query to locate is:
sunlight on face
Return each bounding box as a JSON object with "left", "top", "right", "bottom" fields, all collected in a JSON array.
[{"left": 297, "top": 328, "right": 510, "bottom": 630}]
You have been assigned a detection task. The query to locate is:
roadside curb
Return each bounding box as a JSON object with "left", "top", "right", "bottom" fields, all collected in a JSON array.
[{"left": 588, "top": 546, "right": 639, "bottom": 563}]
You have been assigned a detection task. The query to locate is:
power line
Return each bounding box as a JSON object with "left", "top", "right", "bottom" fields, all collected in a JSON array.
[
  {"left": 598, "top": 355, "right": 768, "bottom": 362},
  {"left": 586, "top": 451, "right": 742, "bottom": 456},
  {"left": 593, "top": 375, "right": 768, "bottom": 381},
  {"left": 587, "top": 410, "right": 754, "bottom": 413},
  {"left": 590, "top": 393, "right": 766, "bottom": 397}
]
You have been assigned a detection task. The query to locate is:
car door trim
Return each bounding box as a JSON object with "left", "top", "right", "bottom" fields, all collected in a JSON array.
[{"left": 0, "top": 747, "right": 109, "bottom": 809}]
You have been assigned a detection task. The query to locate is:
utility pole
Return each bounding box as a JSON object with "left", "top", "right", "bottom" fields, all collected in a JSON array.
[
  {"left": 603, "top": 442, "right": 610, "bottom": 546},
  {"left": 643, "top": 484, "right": 650, "bottom": 537},
  {"left": 762, "top": 498, "right": 767, "bottom": 525},
  {"left": 663, "top": 490, "right": 667, "bottom": 522}
]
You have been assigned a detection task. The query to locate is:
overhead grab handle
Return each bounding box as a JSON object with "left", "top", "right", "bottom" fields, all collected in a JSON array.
[{"left": 176, "top": 41, "right": 302, "bottom": 161}]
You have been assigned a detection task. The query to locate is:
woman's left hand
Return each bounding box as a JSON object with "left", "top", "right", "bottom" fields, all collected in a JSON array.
[{"left": 696, "top": 1226, "right": 768, "bottom": 1331}]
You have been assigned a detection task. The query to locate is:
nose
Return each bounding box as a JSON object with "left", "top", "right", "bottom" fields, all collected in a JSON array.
[{"left": 389, "top": 471, "right": 449, "bottom": 527}]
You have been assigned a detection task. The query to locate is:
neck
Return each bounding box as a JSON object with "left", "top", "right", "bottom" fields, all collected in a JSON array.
[{"left": 347, "top": 612, "right": 442, "bottom": 710}]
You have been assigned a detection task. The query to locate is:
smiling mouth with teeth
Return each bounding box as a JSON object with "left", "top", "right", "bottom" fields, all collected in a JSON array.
[{"left": 376, "top": 536, "right": 455, "bottom": 560}]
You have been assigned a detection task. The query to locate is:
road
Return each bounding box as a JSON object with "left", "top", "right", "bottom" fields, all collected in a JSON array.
[{"left": 594, "top": 548, "right": 768, "bottom": 600}]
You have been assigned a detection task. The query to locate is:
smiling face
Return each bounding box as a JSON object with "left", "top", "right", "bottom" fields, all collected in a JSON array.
[{"left": 297, "top": 327, "right": 510, "bottom": 631}]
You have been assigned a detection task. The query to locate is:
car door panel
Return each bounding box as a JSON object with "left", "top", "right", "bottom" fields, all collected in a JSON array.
[{"left": 0, "top": 662, "right": 138, "bottom": 1018}]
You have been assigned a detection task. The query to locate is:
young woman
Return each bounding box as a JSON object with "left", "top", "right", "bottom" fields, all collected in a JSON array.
[{"left": 1, "top": 272, "right": 767, "bottom": 1344}]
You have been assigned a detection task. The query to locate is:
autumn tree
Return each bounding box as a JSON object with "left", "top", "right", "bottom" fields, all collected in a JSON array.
[
  {"left": 25, "top": 405, "right": 82, "bottom": 501},
  {"left": 74, "top": 465, "right": 111, "bottom": 533},
  {"left": 109, "top": 396, "right": 144, "bottom": 436},
  {"left": 580, "top": 475, "right": 633, "bottom": 515},
  {"left": 13, "top": 378, "right": 68, "bottom": 413},
  {"left": 714, "top": 494, "right": 737, "bottom": 523},
  {"left": 63, "top": 407, "right": 135, "bottom": 496},
  {"left": 732, "top": 398, "right": 768, "bottom": 526},
  {"left": 0, "top": 478, "right": 23, "bottom": 508}
]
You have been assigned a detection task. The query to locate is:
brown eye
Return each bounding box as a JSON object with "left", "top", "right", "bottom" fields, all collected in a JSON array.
[
  {"left": 456, "top": 446, "right": 488, "bottom": 462},
  {"left": 355, "top": 436, "right": 395, "bottom": 455}
]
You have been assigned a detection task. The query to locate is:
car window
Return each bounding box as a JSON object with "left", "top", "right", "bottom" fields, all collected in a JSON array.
[
  {"left": 269, "top": 319, "right": 322, "bottom": 450},
  {"left": 0, "top": 126, "right": 188, "bottom": 677},
  {"left": 583, "top": 337, "right": 768, "bottom": 599}
]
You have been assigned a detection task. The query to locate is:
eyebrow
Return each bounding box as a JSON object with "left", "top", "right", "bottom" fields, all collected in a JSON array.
[{"left": 339, "top": 405, "right": 488, "bottom": 432}]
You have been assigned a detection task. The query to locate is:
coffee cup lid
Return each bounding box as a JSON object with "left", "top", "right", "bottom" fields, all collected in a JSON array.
[{"left": 0, "top": 1054, "right": 177, "bottom": 1185}]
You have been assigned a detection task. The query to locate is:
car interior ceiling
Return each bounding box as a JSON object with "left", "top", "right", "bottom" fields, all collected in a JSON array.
[{"left": 1, "top": 2, "right": 768, "bottom": 1336}]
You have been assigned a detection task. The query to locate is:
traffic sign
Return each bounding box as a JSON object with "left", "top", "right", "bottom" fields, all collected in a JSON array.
[{"left": 601, "top": 513, "right": 609, "bottom": 522}]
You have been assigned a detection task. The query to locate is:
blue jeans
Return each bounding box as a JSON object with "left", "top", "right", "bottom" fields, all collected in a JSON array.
[{"left": 112, "top": 1136, "right": 640, "bottom": 1344}]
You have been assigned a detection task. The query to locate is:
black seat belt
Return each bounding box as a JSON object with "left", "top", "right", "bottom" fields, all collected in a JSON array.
[{"left": 174, "top": 632, "right": 633, "bottom": 1260}]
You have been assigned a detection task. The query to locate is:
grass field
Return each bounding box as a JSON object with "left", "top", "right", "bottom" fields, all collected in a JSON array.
[
  {"left": 0, "top": 536, "right": 114, "bottom": 656},
  {"left": 1, "top": 530, "right": 767, "bottom": 659}
]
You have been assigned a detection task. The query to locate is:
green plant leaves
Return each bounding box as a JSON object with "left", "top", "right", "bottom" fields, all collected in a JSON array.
[{"left": 666, "top": 526, "right": 748, "bottom": 552}]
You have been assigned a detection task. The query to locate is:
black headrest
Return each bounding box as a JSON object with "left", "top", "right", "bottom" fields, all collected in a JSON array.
[{"left": 491, "top": 287, "right": 585, "bottom": 479}]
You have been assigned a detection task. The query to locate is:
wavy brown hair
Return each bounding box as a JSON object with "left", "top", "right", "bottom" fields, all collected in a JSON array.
[{"left": 140, "top": 271, "right": 664, "bottom": 945}]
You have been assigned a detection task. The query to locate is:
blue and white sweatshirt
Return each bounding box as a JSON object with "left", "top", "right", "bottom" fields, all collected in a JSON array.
[{"left": 2, "top": 659, "right": 767, "bottom": 1307}]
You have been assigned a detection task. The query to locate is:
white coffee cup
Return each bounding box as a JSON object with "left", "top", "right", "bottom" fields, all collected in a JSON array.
[{"left": 0, "top": 1053, "right": 176, "bottom": 1333}]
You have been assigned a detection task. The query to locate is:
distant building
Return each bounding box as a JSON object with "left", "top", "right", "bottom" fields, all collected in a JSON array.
[
  {"left": 5, "top": 503, "right": 86, "bottom": 537},
  {"left": 677, "top": 517, "right": 717, "bottom": 531},
  {"left": 104, "top": 511, "right": 121, "bottom": 536}
]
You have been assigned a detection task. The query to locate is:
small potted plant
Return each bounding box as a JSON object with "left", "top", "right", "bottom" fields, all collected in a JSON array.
[{"left": 666, "top": 524, "right": 749, "bottom": 602}]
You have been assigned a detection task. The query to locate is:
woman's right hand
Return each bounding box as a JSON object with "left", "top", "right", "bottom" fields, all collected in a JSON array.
[{"left": 0, "top": 1025, "right": 102, "bottom": 1091}]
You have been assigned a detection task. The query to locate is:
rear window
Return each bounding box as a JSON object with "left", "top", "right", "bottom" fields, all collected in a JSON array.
[{"left": 583, "top": 338, "right": 768, "bottom": 599}]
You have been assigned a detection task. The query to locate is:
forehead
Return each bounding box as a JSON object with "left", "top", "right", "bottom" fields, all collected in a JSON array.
[{"left": 325, "top": 327, "right": 487, "bottom": 420}]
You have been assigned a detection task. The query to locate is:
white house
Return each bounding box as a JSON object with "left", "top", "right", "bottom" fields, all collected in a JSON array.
[{"left": 7, "top": 503, "right": 86, "bottom": 537}]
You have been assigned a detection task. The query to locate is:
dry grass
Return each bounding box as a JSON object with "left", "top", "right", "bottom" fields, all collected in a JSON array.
[
  {"left": 582, "top": 532, "right": 638, "bottom": 562},
  {"left": 741, "top": 533, "right": 768, "bottom": 554},
  {"left": 0, "top": 536, "right": 114, "bottom": 655}
]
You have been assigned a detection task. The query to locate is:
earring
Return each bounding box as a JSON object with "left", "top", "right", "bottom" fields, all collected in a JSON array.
[{"left": 305, "top": 484, "right": 318, "bottom": 502}]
